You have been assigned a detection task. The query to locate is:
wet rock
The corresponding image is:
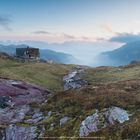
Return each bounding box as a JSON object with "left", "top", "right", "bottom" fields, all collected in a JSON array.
[
  {"left": 6, "top": 125, "right": 37, "bottom": 140},
  {"left": 79, "top": 107, "right": 129, "bottom": 137},
  {"left": 0, "top": 129, "right": 5, "bottom": 140},
  {"left": 63, "top": 67, "right": 88, "bottom": 90},
  {"left": 0, "top": 96, "right": 11, "bottom": 108},
  {"left": 60, "top": 117, "right": 70, "bottom": 126}
]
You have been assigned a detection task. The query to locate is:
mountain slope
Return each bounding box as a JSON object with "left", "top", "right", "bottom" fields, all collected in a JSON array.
[
  {"left": 0, "top": 58, "right": 140, "bottom": 139},
  {"left": 0, "top": 44, "right": 77, "bottom": 64},
  {"left": 0, "top": 57, "right": 74, "bottom": 91},
  {"left": 101, "top": 41, "right": 140, "bottom": 66},
  {"left": 40, "top": 49, "right": 76, "bottom": 64}
]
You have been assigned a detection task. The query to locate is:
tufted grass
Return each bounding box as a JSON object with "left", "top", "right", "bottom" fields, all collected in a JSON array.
[
  {"left": 0, "top": 58, "right": 74, "bottom": 91},
  {"left": 0, "top": 57, "right": 140, "bottom": 139},
  {"left": 83, "top": 65, "right": 140, "bottom": 84}
]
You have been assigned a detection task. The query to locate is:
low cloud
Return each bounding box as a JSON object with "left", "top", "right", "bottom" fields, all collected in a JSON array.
[
  {"left": 26, "top": 29, "right": 107, "bottom": 43},
  {"left": 62, "top": 33, "right": 76, "bottom": 39},
  {"left": 32, "top": 30, "right": 51, "bottom": 35},
  {"left": 33, "top": 30, "right": 76, "bottom": 39},
  {"left": 0, "top": 15, "right": 12, "bottom": 31},
  {"left": 32, "top": 30, "right": 77, "bottom": 43},
  {"left": 110, "top": 32, "right": 140, "bottom": 43}
]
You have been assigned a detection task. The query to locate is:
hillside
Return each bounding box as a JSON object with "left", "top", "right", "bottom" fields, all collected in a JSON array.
[
  {"left": 0, "top": 56, "right": 74, "bottom": 91},
  {"left": 0, "top": 57, "right": 140, "bottom": 139},
  {"left": 101, "top": 41, "right": 140, "bottom": 66},
  {"left": 0, "top": 44, "right": 77, "bottom": 64}
]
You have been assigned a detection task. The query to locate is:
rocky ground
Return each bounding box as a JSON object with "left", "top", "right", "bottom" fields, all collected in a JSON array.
[
  {"left": 0, "top": 78, "right": 51, "bottom": 140},
  {"left": 0, "top": 59, "right": 140, "bottom": 139},
  {"left": 63, "top": 66, "right": 88, "bottom": 90}
]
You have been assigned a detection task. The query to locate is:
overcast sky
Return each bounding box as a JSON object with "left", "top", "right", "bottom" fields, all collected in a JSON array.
[{"left": 0, "top": 0, "right": 140, "bottom": 43}]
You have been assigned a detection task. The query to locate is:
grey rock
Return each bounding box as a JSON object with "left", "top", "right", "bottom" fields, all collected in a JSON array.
[
  {"left": 6, "top": 125, "right": 37, "bottom": 140},
  {"left": 80, "top": 110, "right": 99, "bottom": 137},
  {"left": 60, "top": 117, "right": 70, "bottom": 126},
  {"left": 0, "top": 78, "right": 51, "bottom": 140},
  {"left": 25, "top": 110, "right": 46, "bottom": 124},
  {"left": 48, "top": 111, "right": 52, "bottom": 117},
  {"left": 0, "top": 105, "right": 30, "bottom": 124},
  {"left": 11, "top": 105, "right": 30, "bottom": 123},
  {"left": 49, "top": 123, "right": 54, "bottom": 130},
  {"left": 0, "top": 96, "right": 11, "bottom": 108},
  {"left": 25, "top": 116, "right": 44, "bottom": 124},
  {"left": 79, "top": 107, "right": 129, "bottom": 137},
  {"left": 105, "top": 106, "right": 129, "bottom": 124},
  {"left": 63, "top": 67, "right": 88, "bottom": 90},
  {"left": 32, "top": 112, "right": 43, "bottom": 119}
]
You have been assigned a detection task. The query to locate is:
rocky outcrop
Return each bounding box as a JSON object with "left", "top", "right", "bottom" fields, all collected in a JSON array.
[
  {"left": 79, "top": 107, "right": 129, "bottom": 137},
  {"left": 0, "top": 96, "right": 11, "bottom": 108},
  {"left": 0, "top": 78, "right": 50, "bottom": 140},
  {"left": 63, "top": 66, "right": 88, "bottom": 90},
  {"left": 6, "top": 125, "right": 37, "bottom": 140},
  {"left": 0, "top": 79, "right": 50, "bottom": 106}
]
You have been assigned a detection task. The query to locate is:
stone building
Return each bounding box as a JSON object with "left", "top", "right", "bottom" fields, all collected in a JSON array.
[{"left": 16, "top": 47, "right": 39, "bottom": 60}]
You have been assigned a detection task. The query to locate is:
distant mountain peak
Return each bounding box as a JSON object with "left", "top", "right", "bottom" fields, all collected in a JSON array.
[{"left": 101, "top": 41, "right": 140, "bottom": 66}]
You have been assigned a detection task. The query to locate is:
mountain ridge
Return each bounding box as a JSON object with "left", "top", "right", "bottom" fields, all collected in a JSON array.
[
  {"left": 0, "top": 44, "right": 77, "bottom": 64},
  {"left": 101, "top": 41, "right": 140, "bottom": 66}
]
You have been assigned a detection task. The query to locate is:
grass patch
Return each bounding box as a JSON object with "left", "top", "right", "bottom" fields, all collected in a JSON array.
[{"left": 0, "top": 59, "right": 74, "bottom": 91}]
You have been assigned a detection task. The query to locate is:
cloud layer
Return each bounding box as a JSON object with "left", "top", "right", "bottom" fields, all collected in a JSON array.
[{"left": 31, "top": 30, "right": 97, "bottom": 43}]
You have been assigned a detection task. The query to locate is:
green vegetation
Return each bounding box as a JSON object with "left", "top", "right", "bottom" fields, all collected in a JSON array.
[
  {"left": 0, "top": 56, "right": 140, "bottom": 139},
  {"left": 0, "top": 58, "right": 74, "bottom": 91},
  {"left": 40, "top": 79, "right": 140, "bottom": 139},
  {"left": 83, "top": 65, "right": 140, "bottom": 84}
]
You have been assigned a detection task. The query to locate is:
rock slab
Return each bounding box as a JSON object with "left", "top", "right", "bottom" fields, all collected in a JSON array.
[{"left": 80, "top": 107, "right": 129, "bottom": 137}]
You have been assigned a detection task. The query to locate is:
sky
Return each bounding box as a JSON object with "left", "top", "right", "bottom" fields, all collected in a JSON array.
[{"left": 1, "top": 0, "right": 140, "bottom": 43}]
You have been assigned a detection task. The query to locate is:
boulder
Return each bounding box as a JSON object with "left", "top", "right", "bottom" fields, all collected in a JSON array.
[
  {"left": 79, "top": 107, "right": 129, "bottom": 137},
  {"left": 6, "top": 125, "right": 37, "bottom": 140}
]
